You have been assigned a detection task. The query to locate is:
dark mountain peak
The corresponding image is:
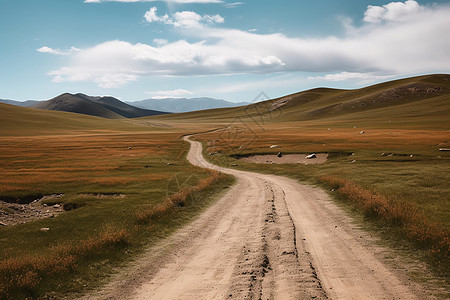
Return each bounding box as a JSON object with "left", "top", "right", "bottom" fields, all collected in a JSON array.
[{"left": 33, "top": 93, "right": 168, "bottom": 119}]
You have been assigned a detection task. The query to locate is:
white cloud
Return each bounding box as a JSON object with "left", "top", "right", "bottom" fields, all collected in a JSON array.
[
  {"left": 46, "top": 1, "right": 450, "bottom": 88},
  {"left": 37, "top": 46, "right": 80, "bottom": 55},
  {"left": 153, "top": 38, "right": 168, "bottom": 46},
  {"left": 307, "top": 72, "right": 393, "bottom": 82},
  {"left": 144, "top": 7, "right": 224, "bottom": 28},
  {"left": 85, "top": 0, "right": 222, "bottom": 3},
  {"left": 224, "top": 2, "right": 244, "bottom": 8},
  {"left": 146, "top": 88, "right": 193, "bottom": 98},
  {"left": 363, "top": 0, "right": 422, "bottom": 23},
  {"left": 144, "top": 7, "right": 170, "bottom": 23}
]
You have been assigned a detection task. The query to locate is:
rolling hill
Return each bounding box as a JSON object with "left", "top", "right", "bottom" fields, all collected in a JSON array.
[
  {"left": 33, "top": 93, "right": 167, "bottom": 119},
  {"left": 152, "top": 74, "right": 450, "bottom": 128},
  {"left": 0, "top": 102, "right": 157, "bottom": 136},
  {"left": 128, "top": 97, "right": 251, "bottom": 113}
]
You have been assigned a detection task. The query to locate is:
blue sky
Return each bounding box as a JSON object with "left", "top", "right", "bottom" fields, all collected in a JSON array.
[{"left": 1, "top": 0, "right": 449, "bottom": 102}]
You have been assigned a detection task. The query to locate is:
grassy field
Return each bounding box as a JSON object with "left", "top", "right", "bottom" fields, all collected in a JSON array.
[
  {"left": 0, "top": 107, "right": 233, "bottom": 299},
  {"left": 192, "top": 123, "right": 450, "bottom": 276},
  {"left": 1, "top": 74, "right": 449, "bottom": 298},
  {"left": 150, "top": 75, "right": 450, "bottom": 284}
]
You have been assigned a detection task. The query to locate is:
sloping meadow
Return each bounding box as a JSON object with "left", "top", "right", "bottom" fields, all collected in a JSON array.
[{"left": 0, "top": 132, "right": 233, "bottom": 299}]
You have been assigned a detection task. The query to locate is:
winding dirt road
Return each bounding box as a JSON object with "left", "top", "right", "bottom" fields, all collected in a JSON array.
[{"left": 89, "top": 135, "right": 422, "bottom": 299}]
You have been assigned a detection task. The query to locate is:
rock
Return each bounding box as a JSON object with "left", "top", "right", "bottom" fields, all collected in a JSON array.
[
  {"left": 208, "top": 152, "right": 217, "bottom": 155},
  {"left": 439, "top": 148, "right": 450, "bottom": 151},
  {"left": 232, "top": 164, "right": 238, "bottom": 167},
  {"left": 0, "top": 222, "right": 6, "bottom": 226},
  {"left": 128, "top": 147, "right": 132, "bottom": 150},
  {"left": 350, "top": 160, "right": 356, "bottom": 163},
  {"left": 40, "top": 227, "right": 50, "bottom": 232},
  {"left": 270, "top": 145, "right": 280, "bottom": 148},
  {"left": 305, "top": 153, "right": 316, "bottom": 159},
  {"left": 277, "top": 152, "right": 282, "bottom": 158},
  {"left": 167, "top": 162, "right": 174, "bottom": 165},
  {"left": 53, "top": 204, "right": 61, "bottom": 208},
  {"left": 359, "top": 131, "right": 365, "bottom": 134}
]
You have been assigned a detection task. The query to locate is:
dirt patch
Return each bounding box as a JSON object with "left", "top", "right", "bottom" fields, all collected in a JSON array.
[
  {"left": 0, "top": 194, "right": 65, "bottom": 226},
  {"left": 240, "top": 153, "right": 328, "bottom": 165}
]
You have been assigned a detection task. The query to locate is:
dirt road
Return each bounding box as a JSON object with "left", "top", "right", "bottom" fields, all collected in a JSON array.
[{"left": 90, "top": 135, "right": 421, "bottom": 299}]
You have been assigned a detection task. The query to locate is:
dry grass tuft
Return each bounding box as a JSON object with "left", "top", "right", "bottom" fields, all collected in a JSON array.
[
  {"left": 320, "top": 175, "right": 449, "bottom": 261},
  {"left": 0, "top": 226, "right": 129, "bottom": 299},
  {"left": 136, "top": 171, "right": 221, "bottom": 223}
]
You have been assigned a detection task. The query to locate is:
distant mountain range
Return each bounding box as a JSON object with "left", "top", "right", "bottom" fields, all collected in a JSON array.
[
  {"left": 32, "top": 93, "right": 167, "bottom": 119},
  {"left": 0, "top": 99, "right": 40, "bottom": 107},
  {"left": 0, "top": 96, "right": 250, "bottom": 117},
  {"left": 127, "top": 98, "right": 250, "bottom": 113}
]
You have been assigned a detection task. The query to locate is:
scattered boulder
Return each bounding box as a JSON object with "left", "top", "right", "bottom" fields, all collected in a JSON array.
[
  {"left": 167, "top": 162, "right": 174, "bottom": 165},
  {"left": 439, "top": 148, "right": 450, "bottom": 151},
  {"left": 277, "top": 152, "right": 282, "bottom": 158},
  {"left": 270, "top": 145, "right": 280, "bottom": 149},
  {"left": 305, "top": 153, "right": 316, "bottom": 159},
  {"left": 40, "top": 227, "right": 50, "bottom": 232},
  {"left": 128, "top": 147, "right": 132, "bottom": 150},
  {"left": 360, "top": 131, "right": 365, "bottom": 134},
  {"left": 232, "top": 164, "right": 238, "bottom": 167},
  {"left": 53, "top": 204, "right": 61, "bottom": 209},
  {"left": 0, "top": 222, "right": 6, "bottom": 226}
]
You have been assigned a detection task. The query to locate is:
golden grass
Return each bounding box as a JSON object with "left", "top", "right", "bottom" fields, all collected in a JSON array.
[
  {"left": 0, "top": 133, "right": 176, "bottom": 197},
  {"left": 136, "top": 171, "right": 222, "bottom": 223},
  {"left": 320, "top": 175, "right": 449, "bottom": 261},
  {"left": 0, "top": 226, "right": 129, "bottom": 299}
]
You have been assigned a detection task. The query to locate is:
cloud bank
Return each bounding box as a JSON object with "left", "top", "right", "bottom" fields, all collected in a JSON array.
[
  {"left": 37, "top": 46, "right": 81, "bottom": 56},
  {"left": 42, "top": 1, "right": 450, "bottom": 88},
  {"left": 146, "top": 88, "right": 194, "bottom": 99}
]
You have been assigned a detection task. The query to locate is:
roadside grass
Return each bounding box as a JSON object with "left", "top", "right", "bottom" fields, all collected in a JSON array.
[
  {"left": 194, "top": 124, "right": 450, "bottom": 277},
  {"left": 0, "top": 132, "right": 234, "bottom": 299}
]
